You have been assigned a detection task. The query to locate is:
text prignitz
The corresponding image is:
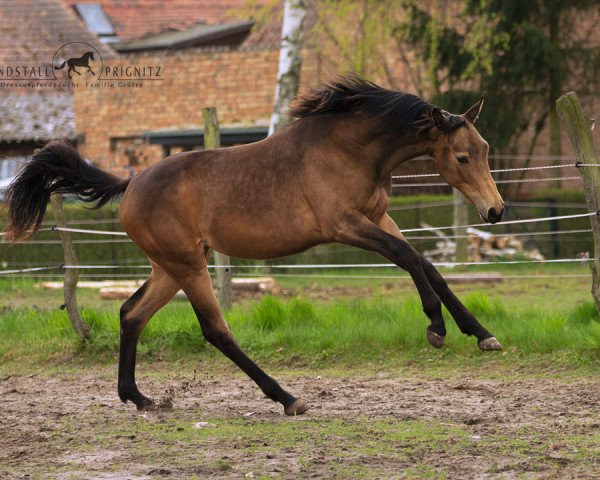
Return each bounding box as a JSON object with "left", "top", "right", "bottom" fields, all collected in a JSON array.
[{"left": 103, "top": 66, "right": 161, "bottom": 79}]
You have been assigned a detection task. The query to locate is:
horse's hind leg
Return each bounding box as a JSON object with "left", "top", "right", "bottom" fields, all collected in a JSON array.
[
  {"left": 118, "top": 262, "right": 180, "bottom": 409},
  {"left": 161, "top": 253, "right": 308, "bottom": 416}
]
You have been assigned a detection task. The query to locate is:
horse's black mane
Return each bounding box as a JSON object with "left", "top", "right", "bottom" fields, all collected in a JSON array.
[{"left": 290, "top": 75, "right": 466, "bottom": 134}]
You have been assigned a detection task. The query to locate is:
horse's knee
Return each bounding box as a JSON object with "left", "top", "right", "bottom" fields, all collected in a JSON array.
[{"left": 421, "top": 257, "right": 445, "bottom": 283}]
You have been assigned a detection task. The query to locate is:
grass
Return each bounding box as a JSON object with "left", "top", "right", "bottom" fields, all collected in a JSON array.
[{"left": 1, "top": 289, "right": 599, "bottom": 372}]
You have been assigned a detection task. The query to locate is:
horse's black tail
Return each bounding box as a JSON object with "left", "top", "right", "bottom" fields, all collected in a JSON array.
[
  {"left": 4, "top": 140, "right": 131, "bottom": 242},
  {"left": 54, "top": 61, "right": 67, "bottom": 70}
]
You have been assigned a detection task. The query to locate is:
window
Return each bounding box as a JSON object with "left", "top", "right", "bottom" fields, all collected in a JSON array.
[
  {"left": 74, "top": 4, "right": 119, "bottom": 42},
  {"left": 0, "top": 157, "right": 23, "bottom": 180}
]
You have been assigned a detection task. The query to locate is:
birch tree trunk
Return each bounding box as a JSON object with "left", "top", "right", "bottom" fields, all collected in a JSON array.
[{"left": 268, "top": 0, "right": 307, "bottom": 135}]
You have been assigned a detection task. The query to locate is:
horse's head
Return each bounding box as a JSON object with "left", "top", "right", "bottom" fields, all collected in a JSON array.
[
  {"left": 85, "top": 52, "right": 95, "bottom": 60},
  {"left": 429, "top": 99, "right": 504, "bottom": 224}
]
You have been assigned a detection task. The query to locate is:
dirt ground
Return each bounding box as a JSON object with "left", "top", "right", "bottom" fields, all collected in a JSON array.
[{"left": 1, "top": 365, "right": 599, "bottom": 479}]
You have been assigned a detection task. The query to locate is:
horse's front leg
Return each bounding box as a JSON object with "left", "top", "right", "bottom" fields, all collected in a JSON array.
[
  {"left": 419, "top": 257, "right": 502, "bottom": 350},
  {"left": 378, "top": 214, "right": 501, "bottom": 351},
  {"left": 87, "top": 66, "right": 95, "bottom": 75},
  {"left": 334, "top": 211, "right": 447, "bottom": 344}
]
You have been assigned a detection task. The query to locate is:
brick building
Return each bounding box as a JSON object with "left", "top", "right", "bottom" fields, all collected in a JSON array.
[
  {"left": 0, "top": 0, "right": 114, "bottom": 188},
  {"left": 0, "top": 0, "right": 596, "bottom": 194},
  {"left": 73, "top": 48, "right": 319, "bottom": 172}
]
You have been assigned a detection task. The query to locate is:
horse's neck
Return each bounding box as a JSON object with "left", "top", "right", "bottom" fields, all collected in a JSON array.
[
  {"left": 376, "top": 135, "right": 433, "bottom": 179},
  {"left": 302, "top": 116, "right": 433, "bottom": 181}
]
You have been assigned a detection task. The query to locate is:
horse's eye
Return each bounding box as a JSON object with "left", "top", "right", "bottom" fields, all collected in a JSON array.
[{"left": 457, "top": 156, "right": 469, "bottom": 164}]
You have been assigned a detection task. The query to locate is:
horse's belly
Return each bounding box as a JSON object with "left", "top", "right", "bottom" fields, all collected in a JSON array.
[{"left": 203, "top": 213, "right": 324, "bottom": 260}]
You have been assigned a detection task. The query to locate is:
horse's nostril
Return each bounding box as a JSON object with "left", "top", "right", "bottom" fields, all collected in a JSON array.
[{"left": 488, "top": 207, "right": 503, "bottom": 224}]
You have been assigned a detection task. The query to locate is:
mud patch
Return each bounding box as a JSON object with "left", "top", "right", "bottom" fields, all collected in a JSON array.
[{"left": 0, "top": 366, "right": 598, "bottom": 479}]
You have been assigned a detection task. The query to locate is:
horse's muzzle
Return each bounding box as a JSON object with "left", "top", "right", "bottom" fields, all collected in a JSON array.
[{"left": 487, "top": 207, "right": 504, "bottom": 224}]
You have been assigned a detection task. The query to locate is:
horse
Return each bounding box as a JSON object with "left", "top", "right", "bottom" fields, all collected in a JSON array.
[
  {"left": 54, "top": 52, "right": 95, "bottom": 78},
  {"left": 4, "top": 76, "right": 504, "bottom": 416}
]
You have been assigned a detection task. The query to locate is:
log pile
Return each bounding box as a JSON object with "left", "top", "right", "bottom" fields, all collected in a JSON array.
[{"left": 423, "top": 227, "right": 544, "bottom": 263}]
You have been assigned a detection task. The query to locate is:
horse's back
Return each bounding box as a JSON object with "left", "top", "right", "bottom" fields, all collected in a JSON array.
[{"left": 119, "top": 140, "right": 324, "bottom": 259}]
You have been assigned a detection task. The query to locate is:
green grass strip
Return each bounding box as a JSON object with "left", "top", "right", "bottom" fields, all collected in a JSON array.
[{"left": 1, "top": 293, "right": 599, "bottom": 369}]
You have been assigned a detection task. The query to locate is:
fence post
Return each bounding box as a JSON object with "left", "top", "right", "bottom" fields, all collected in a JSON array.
[
  {"left": 453, "top": 189, "right": 468, "bottom": 263},
  {"left": 50, "top": 193, "right": 90, "bottom": 339},
  {"left": 201, "top": 107, "right": 232, "bottom": 310},
  {"left": 556, "top": 91, "right": 600, "bottom": 312}
]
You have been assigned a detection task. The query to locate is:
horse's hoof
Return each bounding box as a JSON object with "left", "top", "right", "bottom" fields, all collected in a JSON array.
[
  {"left": 135, "top": 397, "right": 156, "bottom": 411},
  {"left": 478, "top": 337, "right": 502, "bottom": 351},
  {"left": 284, "top": 398, "right": 309, "bottom": 416},
  {"left": 426, "top": 328, "right": 445, "bottom": 349}
]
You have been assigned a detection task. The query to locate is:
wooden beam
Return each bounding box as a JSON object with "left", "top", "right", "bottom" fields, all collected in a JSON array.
[
  {"left": 201, "top": 107, "right": 233, "bottom": 310},
  {"left": 453, "top": 189, "right": 468, "bottom": 263},
  {"left": 556, "top": 91, "right": 600, "bottom": 312},
  {"left": 50, "top": 193, "right": 90, "bottom": 339}
]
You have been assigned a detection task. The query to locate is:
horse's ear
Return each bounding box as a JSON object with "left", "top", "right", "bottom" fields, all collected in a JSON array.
[
  {"left": 464, "top": 97, "right": 484, "bottom": 123},
  {"left": 431, "top": 107, "right": 447, "bottom": 132}
]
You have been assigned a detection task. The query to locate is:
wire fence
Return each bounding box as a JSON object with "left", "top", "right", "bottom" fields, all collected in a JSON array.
[
  {"left": 0, "top": 256, "right": 595, "bottom": 277},
  {"left": 392, "top": 162, "right": 600, "bottom": 179},
  {"left": 393, "top": 176, "right": 581, "bottom": 188},
  {"left": 0, "top": 162, "right": 597, "bottom": 284}
]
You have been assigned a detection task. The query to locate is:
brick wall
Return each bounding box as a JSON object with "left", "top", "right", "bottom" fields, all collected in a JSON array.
[
  {"left": 73, "top": 45, "right": 598, "bottom": 196},
  {"left": 73, "top": 47, "right": 319, "bottom": 169}
]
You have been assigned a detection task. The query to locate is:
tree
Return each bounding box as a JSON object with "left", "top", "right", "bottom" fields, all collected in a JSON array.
[
  {"left": 269, "top": 0, "right": 307, "bottom": 135},
  {"left": 247, "top": 0, "right": 598, "bottom": 191},
  {"left": 396, "top": 0, "right": 599, "bottom": 193}
]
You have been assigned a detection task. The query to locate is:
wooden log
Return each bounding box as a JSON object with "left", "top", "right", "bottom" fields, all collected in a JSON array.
[
  {"left": 50, "top": 193, "right": 90, "bottom": 339},
  {"left": 99, "top": 278, "right": 278, "bottom": 300},
  {"left": 556, "top": 92, "right": 600, "bottom": 313},
  {"left": 444, "top": 272, "right": 503, "bottom": 284},
  {"left": 202, "top": 107, "right": 233, "bottom": 310},
  {"left": 495, "top": 237, "right": 507, "bottom": 249},
  {"left": 39, "top": 280, "right": 144, "bottom": 290}
]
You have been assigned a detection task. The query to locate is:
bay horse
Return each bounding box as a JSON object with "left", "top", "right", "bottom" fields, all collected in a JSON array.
[
  {"left": 5, "top": 76, "right": 504, "bottom": 416},
  {"left": 54, "top": 52, "right": 95, "bottom": 78}
]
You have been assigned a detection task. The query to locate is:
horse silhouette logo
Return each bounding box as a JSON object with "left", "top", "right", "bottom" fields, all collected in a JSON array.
[
  {"left": 52, "top": 42, "right": 103, "bottom": 80},
  {"left": 54, "top": 52, "right": 95, "bottom": 78}
]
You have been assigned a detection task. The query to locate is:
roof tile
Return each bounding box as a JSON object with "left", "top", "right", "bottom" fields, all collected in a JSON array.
[
  {"left": 0, "top": 93, "right": 75, "bottom": 142},
  {"left": 62, "top": 0, "right": 260, "bottom": 41}
]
